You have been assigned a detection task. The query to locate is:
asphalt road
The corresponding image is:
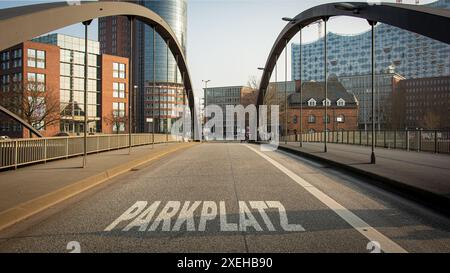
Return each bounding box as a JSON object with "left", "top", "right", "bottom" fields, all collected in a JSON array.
[{"left": 0, "top": 143, "right": 449, "bottom": 253}]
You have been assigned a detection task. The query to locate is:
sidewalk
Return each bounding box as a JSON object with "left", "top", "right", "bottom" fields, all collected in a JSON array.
[
  {"left": 0, "top": 142, "right": 195, "bottom": 230},
  {"left": 278, "top": 142, "right": 450, "bottom": 214}
]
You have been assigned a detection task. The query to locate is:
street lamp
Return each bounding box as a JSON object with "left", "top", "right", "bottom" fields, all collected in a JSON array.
[
  {"left": 202, "top": 80, "right": 210, "bottom": 141},
  {"left": 282, "top": 17, "right": 296, "bottom": 23}
]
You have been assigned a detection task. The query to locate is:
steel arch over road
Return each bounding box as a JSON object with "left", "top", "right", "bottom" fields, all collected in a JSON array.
[
  {"left": 0, "top": 1, "right": 196, "bottom": 127},
  {"left": 257, "top": 1, "right": 450, "bottom": 105}
]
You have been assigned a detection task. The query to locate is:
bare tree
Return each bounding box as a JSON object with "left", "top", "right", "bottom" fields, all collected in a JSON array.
[
  {"left": 103, "top": 110, "right": 128, "bottom": 134},
  {"left": 0, "top": 80, "right": 60, "bottom": 136},
  {"left": 247, "top": 75, "right": 259, "bottom": 90}
]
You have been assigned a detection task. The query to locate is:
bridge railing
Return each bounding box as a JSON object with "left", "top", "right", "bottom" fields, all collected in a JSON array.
[
  {"left": 0, "top": 133, "right": 182, "bottom": 170},
  {"left": 282, "top": 129, "right": 450, "bottom": 154}
]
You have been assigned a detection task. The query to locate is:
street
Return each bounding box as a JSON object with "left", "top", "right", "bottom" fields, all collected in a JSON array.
[{"left": 0, "top": 143, "right": 449, "bottom": 253}]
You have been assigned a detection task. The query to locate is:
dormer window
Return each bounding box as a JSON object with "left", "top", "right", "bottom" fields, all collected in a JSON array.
[
  {"left": 322, "top": 98, "right": 331, "bottom": 106},
  {"left": 307, "top": 98, "right": 316, "bottom": 107},
  {"left": 337, "top": 98, "right": 346, "bottom": 106}
]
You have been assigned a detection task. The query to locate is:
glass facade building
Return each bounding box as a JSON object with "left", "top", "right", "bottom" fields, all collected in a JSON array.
[
  {"left": 33, "top": 34, "right": 101, "bottom": 133},
  {"left": 291, "top": 0, "right": 450, "bottom": 81}
]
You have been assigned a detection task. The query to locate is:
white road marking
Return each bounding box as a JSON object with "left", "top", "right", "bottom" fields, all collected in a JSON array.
[{"left": 245, "top": 144, "right": 408, "bottom": 253}]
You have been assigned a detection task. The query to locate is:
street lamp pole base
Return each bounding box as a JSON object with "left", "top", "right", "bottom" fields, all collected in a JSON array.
[{"left": 370, "top": 152, "right": 376, "bottom": 164}]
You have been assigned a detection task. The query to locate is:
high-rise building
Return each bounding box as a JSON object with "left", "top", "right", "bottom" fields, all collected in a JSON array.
[
  {"left": 98, "top": 0, "right": 188, "bottom": 133},
  {"left": 291, "top": 0, "right": 450, "bottom": 81},
  {"left": 0, "top": 34, "right": 129, "bottom": 137}
]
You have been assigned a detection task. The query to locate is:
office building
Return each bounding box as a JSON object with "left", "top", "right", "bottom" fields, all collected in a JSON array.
[
  {"left": 291, "top": 0, "right": 450, "bottom": 81},
  {"left": 99, "top": 0, "right": 188, "bottom": 133}
]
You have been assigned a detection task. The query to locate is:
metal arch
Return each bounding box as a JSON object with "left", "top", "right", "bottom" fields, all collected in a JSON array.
[
  {"left": 0, "top": 1, "right": 196, "bottom": 116},
  {"left": 257, "top": 2, "right": 450, "bottom": 105},
  {"left": 0, "top": 105, "right": 43, "bottom": 137}
]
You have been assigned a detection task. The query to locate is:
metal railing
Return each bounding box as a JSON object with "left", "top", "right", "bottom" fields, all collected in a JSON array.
[
  {"left": 282, "top": 129, "right": 450, "bottom": 154},
  {"left": 0, "top": 133, "right": 183, "bottom": 170}
]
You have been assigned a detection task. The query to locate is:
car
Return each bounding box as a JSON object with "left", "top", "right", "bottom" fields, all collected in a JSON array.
[
  {"left": 0, "top": 135, "right": 10, "bottom": 140},
  {"left": 54, "top": 132, "right": 70, "bottom": 137}
]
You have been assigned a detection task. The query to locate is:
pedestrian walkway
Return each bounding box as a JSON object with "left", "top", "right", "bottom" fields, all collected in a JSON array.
[
  {"left": 279, "top": 142, "right": 450, "bottom": 213},
  {"left": 0, "top": 142, "right": 193, "bottom": 212}
]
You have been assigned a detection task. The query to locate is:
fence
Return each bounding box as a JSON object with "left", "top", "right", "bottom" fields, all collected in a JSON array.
[
  {"left": 0, "top": 133, "right": 182, "bottom": 170},
  {"left": 282, "top": 129, "right": 450, "bottom": 154}
]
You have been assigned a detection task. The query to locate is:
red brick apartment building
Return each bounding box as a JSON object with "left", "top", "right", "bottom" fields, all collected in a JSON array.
[
  {"left": 0, "top": 41, "right": 60, "bottom": 138},
  {"left": 286, "top": 79, "right": 359, "bottom": 134},
  {"left": 100, "top": 54, "right": 129, "bottom": 134}
]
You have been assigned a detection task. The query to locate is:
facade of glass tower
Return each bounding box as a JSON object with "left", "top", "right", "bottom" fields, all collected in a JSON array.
[
  {"left": 291, "top": 0, "right": 450, "bottom": 81},
  {"left": 99, "top": 0, "right": 188, "bottom": 133}
]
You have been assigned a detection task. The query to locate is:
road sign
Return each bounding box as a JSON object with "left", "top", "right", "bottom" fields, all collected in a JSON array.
[{"left": 146, "top": 118, "right": 154, "bottom": 123}]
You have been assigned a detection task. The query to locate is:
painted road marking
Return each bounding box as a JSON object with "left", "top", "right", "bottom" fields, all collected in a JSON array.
[
  {"left": 104, "top": 200, "right": 305, "bottom": 232},
  {"left": 245, "top": 144, "right": 407, "bottom": 253}
]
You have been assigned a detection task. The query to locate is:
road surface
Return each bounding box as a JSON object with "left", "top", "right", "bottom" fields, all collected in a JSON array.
[{"left": 0, "top": 143, "right": 449, "bottom": 253}]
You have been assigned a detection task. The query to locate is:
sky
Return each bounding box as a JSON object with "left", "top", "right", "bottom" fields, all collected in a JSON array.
[{"left": 0, "top": 0, "right": 437, "bottom": 98}]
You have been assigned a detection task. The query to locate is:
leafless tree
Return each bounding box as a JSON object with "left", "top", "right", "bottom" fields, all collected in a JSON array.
[
  {"left": 103, "top": 110, "right": 128, "bottom": 134},
  {"left": 0, "top": 80, "right": 60, "bottom": 135}
]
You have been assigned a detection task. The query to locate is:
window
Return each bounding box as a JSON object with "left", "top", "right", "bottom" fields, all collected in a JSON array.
[
  {"left": 337, "top": 98, "right": 346, "bottom": 106},
  {"left": 293, "top": 115, "right": 298, "bottom": 124},
  {"left": 307, "top": 98, "right": 316, "bottom": 106},
  {"left": 27, "top": 72, "right": 45, "bottom": 91},
  {"left": 322, "top": 99, "right": 331, "bottom": 106},
  {"left": 113, "top": 102, "right": 126, "bottom": 117},
  {"left": 336, "top": 114, "right": 345, "bottom": 123},
  {"left": 113, "top": 62, "right": 126, "bottom": 79},
  {"left": 27, "top": 49, "right": 45, "bottom": 68},
  {"left": 308, "top": 114, "right": 316, "bottom": 123},
  {"left": 113, "top": 82, "right": 126, "bottom": 98},
  {"left": 323, "top": 115, "right": 330, "bottom": 123}
]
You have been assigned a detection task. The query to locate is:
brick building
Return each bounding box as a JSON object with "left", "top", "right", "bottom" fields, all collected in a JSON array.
[
  {"left": 394, "top": 76, "right": 450, "bottom": 129},
  {"left": 0, "top": 35, "right": 129, "bottom": 138},
  {"left": 0, "top": 41, "right": 60, "bottom": 138},
  {"left": 286, "top": 78, "right": 359, "bottom": 135},
  {"left": 100, "top": 54, "right": 130, "bottom": 134}
]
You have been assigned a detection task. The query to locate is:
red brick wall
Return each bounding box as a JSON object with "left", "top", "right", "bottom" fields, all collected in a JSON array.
[
  {"left": 286, "top": 106, "right": 359, "bottom": 134},
  {"left": 101, "top": 54, "right": 129, "bottom": 134}
]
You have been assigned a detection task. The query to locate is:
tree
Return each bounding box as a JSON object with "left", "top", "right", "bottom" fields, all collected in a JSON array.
[
  {"left": 0, "top": 80, "right": 60, "bottom": 136},
  {"left": 103, "top": 109, "right": 128, "bottom": 134}
]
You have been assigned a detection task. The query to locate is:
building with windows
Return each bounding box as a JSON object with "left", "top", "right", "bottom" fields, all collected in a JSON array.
[
  {"left": 98, "top": 0, "right": 188, "bottom": 133},
  {"left": 338, "top": 70, "right": 405, "bottom": 129},
  {"left": 286, "top": 78, "right": 358, "bottom": 134},
  {"left": 395, "top": 76, "right": 450, "bottom": 129},
  {"left": 0, "top": 34, "right": 129, "bottom": 138},
  {"left": 0, "top": 41, "right": 60, "bottom": 138},
  {"left": 291, "top": 0, "right": 450, "bottom": 81},
  {"left": 204, "top": 85, "right": 257, "bottom": 138},
  {"left": 33, "top": 34, "right": 102, "bottom": 134},
  {"left": 101, "top": 54, "right": 130, "bottom": 134}
]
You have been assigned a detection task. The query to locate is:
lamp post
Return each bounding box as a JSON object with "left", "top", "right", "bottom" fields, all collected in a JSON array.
[
  {"left": 323, "top": 17, "right": 329, "bottom": 153},
  {"left": 281, "top": 17, "right": 296, "bottom": 144},
  {"left": 128, "top": 16, "right": 134, "bottom": 155},
  {"left": 82, "top": 20, "right": 91, "bottom": 168},
  {"left": 368, "top": 20, "right": 377, "bottom": 164},
  {"left": 298, "top": 27, "right": 303, "bottom": 147},
  {"left": 202, "top": 80, "right": 211, "bottom": 141}
]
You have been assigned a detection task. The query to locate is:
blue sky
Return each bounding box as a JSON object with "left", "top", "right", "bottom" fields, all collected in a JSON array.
[{"left": 0, "top": 0, "right": 436, "bottom": 97}]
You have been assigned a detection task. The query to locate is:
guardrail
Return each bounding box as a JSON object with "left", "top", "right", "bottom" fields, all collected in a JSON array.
[
  {"left": 282, "top": 129, "right": 450, "bottom": 154},
  {"left": 0, "top": 133, "right": 183, "bottom": 170}
]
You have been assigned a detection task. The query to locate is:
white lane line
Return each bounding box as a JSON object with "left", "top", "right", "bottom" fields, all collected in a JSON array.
[{"left": 245, "top": 144, "right": 407, "bottom": 253}]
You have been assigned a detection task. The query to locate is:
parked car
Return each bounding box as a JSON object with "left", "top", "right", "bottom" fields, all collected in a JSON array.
[
  {"left": 0, "top": 135, "right": 10, "bottom": 141},
  {"left": 54, "top": 132, "right": 70, "bottom": 137}
]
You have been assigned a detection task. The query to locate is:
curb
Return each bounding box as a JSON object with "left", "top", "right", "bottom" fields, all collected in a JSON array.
[
  {"left": 0, "top": 142, "right": 197, "bottom": 232},
  {"left": 274, "top": 143, "right": 450, "bottom": 217}
]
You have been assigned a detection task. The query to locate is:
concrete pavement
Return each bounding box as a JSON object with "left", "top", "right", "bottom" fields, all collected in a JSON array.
[
  {"left": 0, "top": 142, "right": 196, "bottom": 231},
  {"left": 278, "top": 142, "right": 450, "bottom": 214},
  {"left": 0, "top": 143, "right": 449, "bottom": 252}
]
